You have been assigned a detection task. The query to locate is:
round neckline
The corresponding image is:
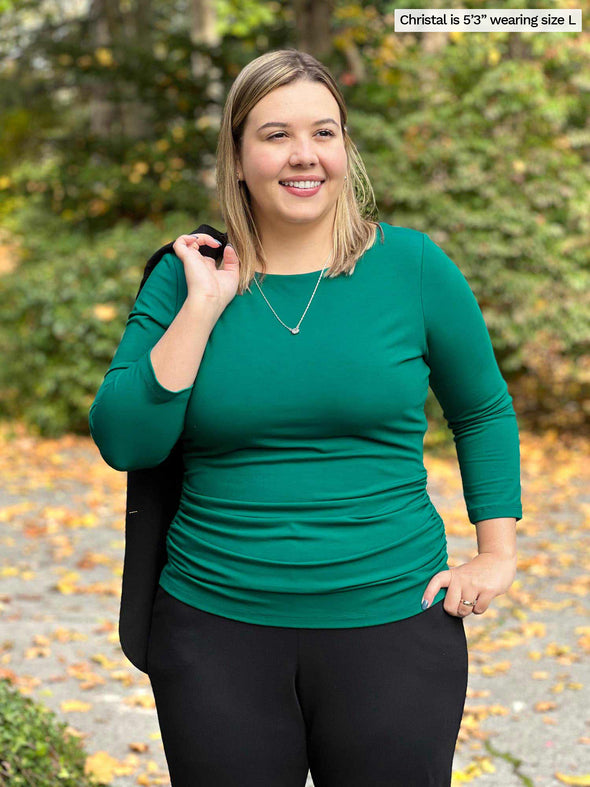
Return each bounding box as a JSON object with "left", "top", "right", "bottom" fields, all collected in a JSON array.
[{"left": 253, "top": 267, "right": 327, "bottom": 279}]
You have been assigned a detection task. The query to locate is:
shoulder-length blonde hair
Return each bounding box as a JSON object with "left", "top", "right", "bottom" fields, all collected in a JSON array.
[{"left": 216, "top": 48, "right": 384, "bottom": 295}]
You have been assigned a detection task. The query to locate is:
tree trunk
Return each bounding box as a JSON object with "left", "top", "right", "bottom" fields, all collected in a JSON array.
[
  {"left": 87, "top": 0, "right": 154, "bottom": 140},
  {"left": 292, "top": 0, "right": 335, "bottom": 59},
  {"left": 190, "top": 0, "right": 222, "bottom": 111},
  {"left": 190, "top": 0, "right": 222, "bottom": 188},
  {"left": 87, "top": 0, "right": 122, "bottom": 137},
  {"left": 120, "top": 0, "right": 154, "bottom": 138}
]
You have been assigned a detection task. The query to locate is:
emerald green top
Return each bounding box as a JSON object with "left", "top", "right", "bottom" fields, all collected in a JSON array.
[{"left": 89, "top": 222, "right": 522, "bottom": 627}]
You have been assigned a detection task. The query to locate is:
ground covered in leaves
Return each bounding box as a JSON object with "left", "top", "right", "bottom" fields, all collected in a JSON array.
[{"left": 0, "top": 421, "right": 589, "bottom": 786}]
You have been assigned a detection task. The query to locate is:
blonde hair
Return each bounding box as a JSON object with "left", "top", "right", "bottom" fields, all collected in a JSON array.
[{"left": 216, "top": 48, "right": 384, "bottom": 294}]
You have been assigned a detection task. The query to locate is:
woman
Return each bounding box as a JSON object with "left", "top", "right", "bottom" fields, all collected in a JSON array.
[{"left": 89, "top": 48, "right": 522, "bottom": 787}]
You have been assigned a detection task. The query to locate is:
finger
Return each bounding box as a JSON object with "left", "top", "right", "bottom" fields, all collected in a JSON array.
[
  {"left": 221, "top": 243, "right": 240, "bottom": 271},
  {"left": 421, "top": 569, "right": 451, "bottom": 610},
  {"left": 443, "top": 581, "right": 463, "bottom": 617},
  {"left": 188, "top": 233, "right": 223, "bottom": 246},
  {"left": 455, "top": 589, "right": 479, "bottom": 618},
  {"left": 471, "top": 592, "right": 491, "bottom": 615},
  {"left": 177, "top": 234, "right": 222, "bottom": 251}
]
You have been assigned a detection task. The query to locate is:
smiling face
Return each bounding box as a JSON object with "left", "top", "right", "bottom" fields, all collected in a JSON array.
[{"left": 237, "top": 79, "right": 348, "bottom": 235}]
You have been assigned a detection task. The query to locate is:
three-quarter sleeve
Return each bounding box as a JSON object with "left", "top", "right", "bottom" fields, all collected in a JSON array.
[
  {"left": 89, "top": 252, "right": 193, "bottom": 472},
  {"left": 420, "top": 233, "right": 523, "bottom": 525}
]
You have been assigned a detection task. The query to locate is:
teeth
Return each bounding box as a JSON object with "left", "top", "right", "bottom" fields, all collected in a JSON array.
[{"left": 280, "top": 181, "right": 322, "bottom": 189}]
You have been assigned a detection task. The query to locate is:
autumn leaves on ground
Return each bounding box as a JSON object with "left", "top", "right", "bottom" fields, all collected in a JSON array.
[{"left": 1, "top": 421, "right": 589, "bottom": 787}]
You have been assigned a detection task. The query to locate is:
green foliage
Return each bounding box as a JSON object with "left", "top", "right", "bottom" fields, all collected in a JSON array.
[
  {"left": 0, "top": 0, "right": 290, "bottom": 230},
  {"left": 0, "top": 678, "right": 106, "bottom": 787},
  {"left": 0, "top": 204, "right": 212, "bottom": 436}
]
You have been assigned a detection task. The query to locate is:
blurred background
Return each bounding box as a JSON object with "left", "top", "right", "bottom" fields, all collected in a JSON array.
[
  {"left": 0, "top": 0, "right": 589, "bottom": 441},
  {"left": 1, "top": 3, "right": 589, "bottom": 786}
]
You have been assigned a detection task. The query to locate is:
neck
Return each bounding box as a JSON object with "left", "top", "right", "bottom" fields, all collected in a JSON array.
[{"left": 254, "top": 214, "right": 335, "bottom": 275}]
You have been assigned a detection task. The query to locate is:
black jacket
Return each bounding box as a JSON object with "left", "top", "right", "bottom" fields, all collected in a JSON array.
[{"left": 119, "top": 223, "right": 228, "bottom": 673}]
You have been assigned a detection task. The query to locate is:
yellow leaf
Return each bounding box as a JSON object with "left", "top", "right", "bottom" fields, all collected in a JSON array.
[
  {"left": 522, "top": 621, "right": 546, "bottom": 637},
  {"left": 481, "top": 660, "right": 511, "bottom": 676},
  {"left": 93, "top": 304, "right": 117, "bottom": 322},
  {"left": 555, "top": 774, "right": 590, "bottom": 786},
  {"left": 85, "top": 750, "right": 119, "bottom": 781},
  {"left": 535, "top": 700, "right": 557, "bottom": 712},
  {"left": 124, "top": 693, "right": 155, "bottom": 709},
  {"left": 94, "top": 48, "right": 114, "bottom": 67},
  {"left": 91, "top": 653, "right": 118, "bottom": 669},
  {"left": 56, "top": 571, "right": 79, "bottom": 595},
  {"left": 481, "top": 757, "right": 496, "bottom": 774},
  {"left": 129, "top": 742, "right": 149, "bottom": 753},
  {"left": 61, "top": 699, "right": 92, "bottom": 712},
  {"left": 487, "top": 46, "right": 501, "bottom": 66}
]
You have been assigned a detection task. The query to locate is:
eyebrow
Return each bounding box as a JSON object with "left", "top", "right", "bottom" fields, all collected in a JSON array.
[{"left": 256, "top": 118, "right": 339, "bottom": 132}]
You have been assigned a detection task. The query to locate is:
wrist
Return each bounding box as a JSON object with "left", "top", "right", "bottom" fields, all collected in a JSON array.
[
  {"left": 183, "top": 294, "right": 224, "bottom": 321},
  {"left": 475, "top": 517, "right": 516, "bottom": 560},
  {"left": 478, "top": 548, "right": 517, "bottom": 561}
]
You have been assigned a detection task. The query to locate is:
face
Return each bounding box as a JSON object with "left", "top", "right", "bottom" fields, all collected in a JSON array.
[{"left": 237, "top": 79, "right": 348, "bottom": 233}]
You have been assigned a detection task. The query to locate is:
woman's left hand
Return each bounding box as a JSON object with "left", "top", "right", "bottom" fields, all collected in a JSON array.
[{"left": 422, "top": 552, "right": 518, "bottom": 617}]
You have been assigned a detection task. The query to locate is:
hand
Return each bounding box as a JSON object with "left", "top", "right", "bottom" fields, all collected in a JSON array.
[
  {"left": 172, "top": 233, "right": 240, "bottom": 307},
  {"left": 422, "top": 552, "right": 517, "bottom": 618}
]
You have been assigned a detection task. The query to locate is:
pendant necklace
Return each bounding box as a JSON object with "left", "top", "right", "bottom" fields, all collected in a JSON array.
[{"left": 252, "top": 252, "right": 332, "bottom": 335}]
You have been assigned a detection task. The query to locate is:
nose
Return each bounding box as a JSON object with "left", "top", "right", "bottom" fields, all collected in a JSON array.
[{"left": 288, "top": 138, "right": 320, "bottom": 167}]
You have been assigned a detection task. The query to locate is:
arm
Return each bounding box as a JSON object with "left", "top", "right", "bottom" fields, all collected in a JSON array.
[
  {"left": 420, "top": 232, "right": 523, "bottom": 526},
  {"left": 88, "top": 253, "right": 220, "bottom": 471},
  {"left": 418, "top": 233, "right": 522, "bottom": 615},
  {"left": 476, "top": 516, "right": 517, "bottom": 559}
]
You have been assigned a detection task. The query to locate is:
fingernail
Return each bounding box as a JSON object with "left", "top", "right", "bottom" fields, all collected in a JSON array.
[
  {"left": 421, "top": 598, "right": 430, "bottom": 611},
  {"left": 213, "top": 239, "right": 222, "bottom": 245}
]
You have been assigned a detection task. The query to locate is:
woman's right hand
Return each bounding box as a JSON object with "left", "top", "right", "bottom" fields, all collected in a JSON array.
[{"left": 172, "top": 233, "right": 240, "bottom": 308}]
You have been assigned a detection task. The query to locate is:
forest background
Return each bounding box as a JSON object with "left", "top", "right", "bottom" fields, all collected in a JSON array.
[{"left": 0, "top": 0, "right": 589, "bottom": 442}]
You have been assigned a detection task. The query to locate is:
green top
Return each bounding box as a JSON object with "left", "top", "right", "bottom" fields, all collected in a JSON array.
[{"left": 89, "top": 222, "right": 522, "bottom": 627}]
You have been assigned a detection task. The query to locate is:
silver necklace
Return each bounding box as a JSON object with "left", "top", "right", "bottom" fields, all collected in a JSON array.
[{"left": 252, "top": 253, "right": 331, "bottom": 335}]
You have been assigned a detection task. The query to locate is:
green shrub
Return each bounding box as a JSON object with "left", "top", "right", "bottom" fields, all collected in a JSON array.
[
  {"left": 0, "top": 204, "right": 206, "bottom": 437},
  {"left": 0, "top": 678, "right": 107, "bottom": 787}
]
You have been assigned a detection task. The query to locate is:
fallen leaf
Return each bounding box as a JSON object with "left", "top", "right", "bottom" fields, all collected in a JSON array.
[
  {"left": 61, "top": 699, "right": 92, "bottom": 712},
  {"left": 555, "top": 774, "right": 590, "bottom": 786},
  {"left": 535, "top": 700, "right": 557, "bottom": 712},
  {"left": 85, "top": 750, "right": 119, "bottom": 781}
]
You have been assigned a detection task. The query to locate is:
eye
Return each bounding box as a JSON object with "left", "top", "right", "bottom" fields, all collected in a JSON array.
[{"left": 267, "top": 129, "right": 336, "bottom": 140}]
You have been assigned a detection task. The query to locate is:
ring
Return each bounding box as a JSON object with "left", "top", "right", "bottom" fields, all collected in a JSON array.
[{"left": 461, "top": 599, "right": 477, "bottom": 607}]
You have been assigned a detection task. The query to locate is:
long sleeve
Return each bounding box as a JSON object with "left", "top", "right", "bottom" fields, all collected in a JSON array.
[
  {"left": 420, "top": 233, "right": 523, "bottom": 525},
  {"left": 89, "top": 252, "right": 193, "bottom": 471}
]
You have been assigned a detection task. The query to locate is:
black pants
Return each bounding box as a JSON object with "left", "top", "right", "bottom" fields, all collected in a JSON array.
[{"left": 147, "top": 585, "right": 468, "bottom": 787}]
